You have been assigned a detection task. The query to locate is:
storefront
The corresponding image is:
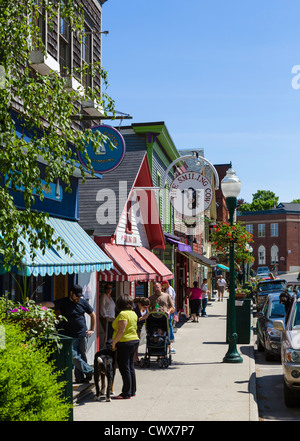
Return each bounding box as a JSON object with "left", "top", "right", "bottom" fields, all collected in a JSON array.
[{"left": 78, "top": 150, "right": 174, "bottom": 348}]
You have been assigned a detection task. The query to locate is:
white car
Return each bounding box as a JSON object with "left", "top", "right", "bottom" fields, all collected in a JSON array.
[{"left": 274, "top": 294, "right": 300, "bottom": 407}]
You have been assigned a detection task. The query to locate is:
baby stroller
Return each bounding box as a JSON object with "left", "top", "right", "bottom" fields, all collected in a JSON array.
[{"left": 140, "top": 312, "right": 172, "bottom": 368}]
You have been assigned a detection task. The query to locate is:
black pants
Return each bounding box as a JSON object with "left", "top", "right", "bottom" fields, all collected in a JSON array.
[{"left": 116, "top": 340, "right": 139, "bottom": 398}]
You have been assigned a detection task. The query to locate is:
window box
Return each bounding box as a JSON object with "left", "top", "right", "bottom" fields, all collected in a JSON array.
[
  {"left": 82, "top": 99, "right": 105, "bottom": 117},
  {"left": 30, "top": 49, "right": 60, "bottom": 75}
]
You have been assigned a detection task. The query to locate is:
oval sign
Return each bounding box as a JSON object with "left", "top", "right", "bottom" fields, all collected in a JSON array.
[{"left": 78, "top": 125, "right": 126, "bottom": 174}]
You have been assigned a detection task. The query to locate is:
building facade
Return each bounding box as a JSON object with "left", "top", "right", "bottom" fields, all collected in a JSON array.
[{"left": 238, "top": 203, "right": 300, "bottom": 273}]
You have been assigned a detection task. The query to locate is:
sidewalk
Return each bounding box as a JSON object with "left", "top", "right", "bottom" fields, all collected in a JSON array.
[{"left": 73, "top": 293, "right": 259, "bottom": 421}]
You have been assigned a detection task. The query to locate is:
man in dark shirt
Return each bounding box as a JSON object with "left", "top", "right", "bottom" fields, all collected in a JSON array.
[{"left": 54, "top": 284, "right": 96, "bottom": 383}]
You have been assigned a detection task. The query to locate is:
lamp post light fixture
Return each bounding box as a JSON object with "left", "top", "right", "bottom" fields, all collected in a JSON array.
[{"left": 221, "top": 167, "right": 243, "bottom": 364}]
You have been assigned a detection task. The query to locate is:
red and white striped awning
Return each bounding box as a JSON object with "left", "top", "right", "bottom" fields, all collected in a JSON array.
[{"left": 98, "top": 244, "right": 173, "bottom": 283}]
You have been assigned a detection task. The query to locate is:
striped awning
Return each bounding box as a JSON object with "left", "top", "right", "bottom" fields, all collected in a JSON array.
[
  {"left": 98, "top": 243, "right": 173, "bottom": 283},
  {"left": 7, "top": 217, "right": 113, "bottom": 277}
]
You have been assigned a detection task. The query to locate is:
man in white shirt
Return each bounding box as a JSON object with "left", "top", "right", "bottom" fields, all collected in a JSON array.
[{"left": 216, "top": 275, "right": 227, "bottom": 301}]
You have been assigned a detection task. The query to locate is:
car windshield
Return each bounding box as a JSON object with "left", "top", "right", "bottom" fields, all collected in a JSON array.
[
  {"left": 259, "top": 283, "right": 285, "bottom": 292},
  {"left": 291, "top": 302, "right": 300, "bottom": 330},
  {"left": 269, "top": 300, "right": 286, "bottom": 318}
]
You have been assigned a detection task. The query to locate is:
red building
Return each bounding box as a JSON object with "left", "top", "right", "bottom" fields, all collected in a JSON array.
[{"left": 238, "top": 203, "right": 300, "bottom": 273}]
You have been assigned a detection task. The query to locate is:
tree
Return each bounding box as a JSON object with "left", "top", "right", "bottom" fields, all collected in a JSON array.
[
  {"left": 239, "top": 190, "right": 279, "bottom": 213},
  {"left": 0, "top": 0, "right": 115, "bottom": 270},
  {"left": 291, "top": 199, "right": 300, "bottom": 203}
]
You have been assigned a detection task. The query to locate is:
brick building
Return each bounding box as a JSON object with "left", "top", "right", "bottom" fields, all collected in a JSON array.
[{"left": 238, "top": 203, "right": 300, "bottom": 273}]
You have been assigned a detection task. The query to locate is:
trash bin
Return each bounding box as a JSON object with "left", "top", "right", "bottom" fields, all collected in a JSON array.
[
  {"left": 226, "top": 298, "right": 251, "bottom": 344},
  {"left": 43, "top": 334, "right": 73, "bottom": 421}
]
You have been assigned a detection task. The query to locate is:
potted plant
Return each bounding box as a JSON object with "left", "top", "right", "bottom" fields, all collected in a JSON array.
[{"left": 235, "top": 287, "right": 252, "bottom": 300}]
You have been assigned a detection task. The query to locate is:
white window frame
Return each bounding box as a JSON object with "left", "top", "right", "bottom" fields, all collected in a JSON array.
[
  {"left": 270, "top": 223, "right": 278, "bottom": 237},
  {"left": 258, "top": 224, "right": 266, "bottom": 237}
]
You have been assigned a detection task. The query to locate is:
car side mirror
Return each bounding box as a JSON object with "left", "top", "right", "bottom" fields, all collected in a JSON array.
[{"left": 273, "top": 320, "right": 284, "bottom": 331}]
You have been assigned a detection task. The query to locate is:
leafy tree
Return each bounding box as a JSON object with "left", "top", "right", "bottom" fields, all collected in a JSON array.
[
  {"left": 291, "top": 199, "right": 300, "bottom": 203},
  {"left": 0, "top": 0, "right": 115, "bottom": 270},
  {"left": 239, "top": 190, "right": 279, "bottom": 213}
]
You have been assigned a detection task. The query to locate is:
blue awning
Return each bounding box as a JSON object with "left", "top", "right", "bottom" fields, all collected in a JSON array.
[
  {"left": 218, "top": 264, "right": 230, "bottom": 271},
  {"left": 3, "top": 217, "right": 113, "bottom": 277}
]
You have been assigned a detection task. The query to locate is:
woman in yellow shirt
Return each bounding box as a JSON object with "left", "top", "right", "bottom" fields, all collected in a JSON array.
[{"left": 112, "top": 295, "right": 139, "bottom": 399}]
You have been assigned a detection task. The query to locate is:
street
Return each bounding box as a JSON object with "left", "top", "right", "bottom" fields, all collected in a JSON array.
[{"left": 254, "top": 272, "right": 300, "bottom": 421}]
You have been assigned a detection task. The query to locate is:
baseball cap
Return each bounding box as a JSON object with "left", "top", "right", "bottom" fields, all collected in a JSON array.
[{"left": 71, "top": 284, "right": 83, "bottom": 297}]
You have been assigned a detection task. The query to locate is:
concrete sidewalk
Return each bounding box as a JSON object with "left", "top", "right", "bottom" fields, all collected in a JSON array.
[{"left": 73, "top": 293, "right": 259, "bottom": 421}]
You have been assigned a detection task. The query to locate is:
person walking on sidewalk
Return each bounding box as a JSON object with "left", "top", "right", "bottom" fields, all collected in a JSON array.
[
  {"left": 187, "top": 281, "right": 202, "bottom": 322},
  {"left": 200, "top": 278, "right": 210, "bottom": 317},
  {"left": 162, "top": 280, "right": 176, "bottom": 342},
  {"left": 216, "top": 275, "right": 227, "bottom": 301},
  {"left": 112, "top": 295, "right": 140, "bottom": 399},
  {"left": 54, "top": 284, "right": 95, "bottom": 383}
]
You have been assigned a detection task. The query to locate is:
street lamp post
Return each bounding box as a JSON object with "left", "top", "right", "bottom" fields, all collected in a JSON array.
[{"left": 221, "top": 168, "right": 243, "bottom": 364}]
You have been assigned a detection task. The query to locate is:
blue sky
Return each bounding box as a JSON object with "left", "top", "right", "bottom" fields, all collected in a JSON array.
[{"left": 102, "top": 0, "right": 300, "bottom": 203}]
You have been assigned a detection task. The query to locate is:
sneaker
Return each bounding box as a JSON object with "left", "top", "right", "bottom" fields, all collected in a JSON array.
[{"left": 170, "top": 347, "right": 176, "bottom": 354}]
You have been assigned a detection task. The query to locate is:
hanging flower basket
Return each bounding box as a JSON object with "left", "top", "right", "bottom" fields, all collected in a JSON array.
[{"left": 210, "top": 222, "right": 254, "bottom": 264}]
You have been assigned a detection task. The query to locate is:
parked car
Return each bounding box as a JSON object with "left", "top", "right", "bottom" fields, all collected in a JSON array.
[
  {"left": 274, "top": 293, "right": 300, "bottom": 407},
  {"left": 256, "top": 293, "right": 286, "bottom": 360},
  {"left": 285, "top": 281, "right": 300, "bottom": 294},
  {"left": 256, "top": 266, "right": 270, "bottom": 276},
  {"left": 254, "top": 279, "right": 287, "bottom": 311}
]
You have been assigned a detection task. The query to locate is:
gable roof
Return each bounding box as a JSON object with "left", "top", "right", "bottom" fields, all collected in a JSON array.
[
  {"left": 78, "top": 150, "right": 165, "bottom": 249},
  {"left": 78, "top": 150, "right": 146, "bottom": 236}
]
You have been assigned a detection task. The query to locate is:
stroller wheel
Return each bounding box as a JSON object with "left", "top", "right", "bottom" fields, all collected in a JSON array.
[
  {"left": 140, "top": 358, "right": 145, "bottom": 368},
  {"left": 145, "top": 359, "right": 150, "bottom": 368},
  {"left": 163, "top": 359, "right": 169, "bottom": 368},
  {"left": 158, "top": 358, "right": 164, "bottom": 368}
]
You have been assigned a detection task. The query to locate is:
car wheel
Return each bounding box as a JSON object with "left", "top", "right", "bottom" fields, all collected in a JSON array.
[
  {"left": 257, "top": 336, "right": 264, "bottom": 352},
  {"left": 283, "top": 380, "right": 300, "bottom": 407},
  {"left": 264, "top": 349, "right": 273, "bottom": 362}
]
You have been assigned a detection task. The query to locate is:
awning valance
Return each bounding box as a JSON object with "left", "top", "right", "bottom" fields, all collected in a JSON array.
[
  {"left": 179, "top": 250, "right": 217, "bottom": 268},
  {"left": 218, "top": 264, "right": 230, "bottom": 271},
  {"left": 99, "top": 243, "right": 173, "bottom": 282},
  {"left": 4, "top": 217, "right": 113, "bottom": 277}
]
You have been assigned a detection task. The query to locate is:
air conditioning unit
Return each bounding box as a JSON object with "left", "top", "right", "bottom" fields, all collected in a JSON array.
[
  {"left": 30, "top": 50, "right": 60, "bottom": 75},
  {"left": 82, "top": 99, "right": 105, "bottom": 117}
]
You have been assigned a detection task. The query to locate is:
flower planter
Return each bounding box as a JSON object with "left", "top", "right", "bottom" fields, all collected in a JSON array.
[{"left": 235, "top": 292, "right": 247, "bottom": 300}]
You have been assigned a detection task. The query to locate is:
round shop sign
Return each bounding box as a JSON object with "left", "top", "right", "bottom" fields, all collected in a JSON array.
[
  {"left": 169, "top": 171, "right": 213, "bottom": 217},
  {"left": 78, "top": 125, "right": 126, "bottom": 174}
]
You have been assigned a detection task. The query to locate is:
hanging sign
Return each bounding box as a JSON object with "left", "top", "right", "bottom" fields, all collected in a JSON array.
[
  {"left": 169, "top": 171, "right": 213, "bottom": 217},
  {"left": 78, "top": 125, "right": 126, "bottom": 174}
]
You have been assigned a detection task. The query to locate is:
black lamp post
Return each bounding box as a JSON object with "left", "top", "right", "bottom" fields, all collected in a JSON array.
[{"left": 221, "top": 168, "right": 243, "bottom": 364}]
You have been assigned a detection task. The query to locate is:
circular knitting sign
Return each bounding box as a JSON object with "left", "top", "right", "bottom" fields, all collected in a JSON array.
[
  {"left": 169, "top": 171, "right": 213, "bottom": 217},
  {"left": 78, "top": 125, "right": 126, "bottom": 174}
]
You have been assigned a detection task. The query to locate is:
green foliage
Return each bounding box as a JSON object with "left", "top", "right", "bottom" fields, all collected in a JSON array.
[
  {"left": 239, "top": 190, "right": 279, "bottom": 213},
  {"left": 291, "top": 199, "right": 300, "bottom": 203},
  {"left": 0, "top": 0, "right": 115, "bottom": 270},
  {"left": 0, "top": 296, "right": 66, "bottom": 348},
  {"left": 0, "top": 321, "right": 72, "bottom": 421}
]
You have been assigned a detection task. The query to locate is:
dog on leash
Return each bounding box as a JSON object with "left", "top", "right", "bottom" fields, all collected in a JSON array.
[{"left": 94, "top": 345, "right": 116, "bottom": 402}]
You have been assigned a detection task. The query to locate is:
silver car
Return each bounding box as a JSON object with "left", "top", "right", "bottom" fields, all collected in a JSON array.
[
  {"left": 274, "top": 294, "right": 300, "bottom": 407},
  {"left": 256, "top": 293, "right": 286, "bottom": 361}
]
